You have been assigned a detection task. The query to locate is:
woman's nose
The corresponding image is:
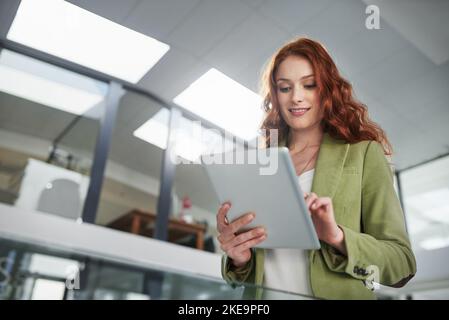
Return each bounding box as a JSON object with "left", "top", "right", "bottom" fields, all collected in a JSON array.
[{"left": 292, "top": 86, "right": 305, "bottom": 103}]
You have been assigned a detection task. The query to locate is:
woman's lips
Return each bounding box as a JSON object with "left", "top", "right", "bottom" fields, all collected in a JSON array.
[{"left": 288, "top": 107, "right": 310, "bottom": 116}]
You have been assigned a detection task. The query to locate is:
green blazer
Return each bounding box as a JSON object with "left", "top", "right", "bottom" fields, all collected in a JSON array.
[{"left": 221, "top": 132, "right": 416, "bottom": 300}]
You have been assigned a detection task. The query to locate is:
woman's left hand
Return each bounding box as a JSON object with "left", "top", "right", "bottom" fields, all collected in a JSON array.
[{"left": 304, "top": 192, "right": 347, "bottom": 255}]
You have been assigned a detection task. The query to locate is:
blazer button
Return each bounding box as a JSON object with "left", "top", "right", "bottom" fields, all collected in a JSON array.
[
  {"left": 358, "top": 268, "right": 368, "bottom": 276},
  {"left": 353, "top": 266, "right": 359, "bottom": 274}
]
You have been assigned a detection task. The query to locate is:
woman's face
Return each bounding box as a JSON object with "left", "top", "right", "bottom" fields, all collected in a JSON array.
[{"left": 275, "top": 55, "right": 323, "bottom": 132}]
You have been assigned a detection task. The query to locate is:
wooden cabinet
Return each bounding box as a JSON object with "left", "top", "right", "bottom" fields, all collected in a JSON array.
[{"left": 107, "top": 209, "right": 207, "bottom": 250}]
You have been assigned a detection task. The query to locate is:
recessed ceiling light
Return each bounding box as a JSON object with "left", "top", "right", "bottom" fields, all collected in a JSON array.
[
  {"left": 7, "top": 0, "right": 170, "bottom": 83},
  {"left": 0, "top": 50, "right": 107, "bottom": 115},
  {"left": 173, "top": 68, "right": 264, "bottom": 141},
  {"left": 133, "top": 108, "right": 233, "bottom": 162}
]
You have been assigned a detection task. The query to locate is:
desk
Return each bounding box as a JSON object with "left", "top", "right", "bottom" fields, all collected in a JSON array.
[{"left": 107, "top": 209, "right": 207, "bottom": 250}]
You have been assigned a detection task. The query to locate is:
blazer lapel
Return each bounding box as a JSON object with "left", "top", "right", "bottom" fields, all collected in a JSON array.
[
  {"left": 274, "top": 132, "right": 350, "bottom": 282},
  {"left": 311, "top": 133, "right": 349, "bottom": 198},
  {"left": 308, "top": 133, "right": 349, "bottom": 267},
  {"left": 278, "top": 132, "right": 349, "bottom": 197}
]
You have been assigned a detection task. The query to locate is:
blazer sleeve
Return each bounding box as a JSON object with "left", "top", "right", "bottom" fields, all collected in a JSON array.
[
  {"left": 321, "top": 141, "right": 417, "bottom": 287},
  {"left": 221, "top": 249, "right": 256, "bottom": 286}
]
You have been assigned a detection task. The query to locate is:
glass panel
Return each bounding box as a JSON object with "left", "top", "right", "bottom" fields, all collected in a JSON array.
[
  {"left": 0, "top": 49, "right": 106, "bottom": 221},
  {"left": 0, "top": 237, "right": 313, "bottom": 300},
  {"left": 98, "top": 92, "right": 234, "bottom": 253},
  {"left": 97, "top": 90, "right": 164, "bottom": 234},
  {"left": 400, "top": 155, "right": 449, "bottom": 251},
  {"left": 171, "top": 118, "right": 237, "bottom": 253}
]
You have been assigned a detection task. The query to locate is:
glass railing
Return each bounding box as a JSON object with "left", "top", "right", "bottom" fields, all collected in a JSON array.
[
  {"left": 0, "top": 236, "right": 240, "bottom": 300},
  {"left": 0, "top": 232, "right": 315, "bottom": 301},
  {"left": 0, "top": 204, "right": 315, "bottom": 300},
  {"left": 0, "top": 47, "right": 224, "bottom": 254},
  {"left": 0, "top": 48, "right": 106, "bottom": 221}
]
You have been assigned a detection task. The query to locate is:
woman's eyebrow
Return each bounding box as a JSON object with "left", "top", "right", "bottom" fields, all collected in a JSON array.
[
  {"left": 276, "top": 74, "right": 315, "bottom": 82},
  {"left": 301, "top": 74, "right": 315, "bottom": 79}
]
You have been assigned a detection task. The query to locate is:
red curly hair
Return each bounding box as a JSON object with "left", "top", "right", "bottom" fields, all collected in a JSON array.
[{"left": 260, "top": 37, "right": 392, "bottom": 155}]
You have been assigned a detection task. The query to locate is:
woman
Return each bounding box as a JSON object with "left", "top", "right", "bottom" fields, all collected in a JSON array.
[{"left": 216, "top": 37, "right": 416, "bottom": 300}]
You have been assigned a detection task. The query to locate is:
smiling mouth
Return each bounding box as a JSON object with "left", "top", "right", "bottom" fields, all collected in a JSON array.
[{"left": 288, "top": 107, "right": 310, "bottom": 116}]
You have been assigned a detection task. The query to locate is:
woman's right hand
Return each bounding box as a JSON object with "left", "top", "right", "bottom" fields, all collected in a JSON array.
[{"left": 216, "top": 202, "right": 267, "bottom": 268}]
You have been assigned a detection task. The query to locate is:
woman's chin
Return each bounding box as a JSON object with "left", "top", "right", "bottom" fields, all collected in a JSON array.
[
  {"left": 286, "top": 117, "right": 322, "bottom": 132},
  {"left": 287, "top": 121, "right": 311, "bottom": 131}
]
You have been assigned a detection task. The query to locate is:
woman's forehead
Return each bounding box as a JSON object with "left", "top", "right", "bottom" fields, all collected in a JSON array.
[{"left": 276, "top": 56, "right": 314, "bottom": 80}]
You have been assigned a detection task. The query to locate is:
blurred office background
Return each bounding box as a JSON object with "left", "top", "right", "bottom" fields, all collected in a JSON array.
[{"left": 0, "top": 0, "right": 448, "bottom": 300}]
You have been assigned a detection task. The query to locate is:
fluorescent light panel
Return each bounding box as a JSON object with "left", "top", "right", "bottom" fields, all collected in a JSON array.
[
  {"left": 173, "top": 68, "right": 263, "bottom": 141},
  {"left": 0, "top": 50, "right": 107, "bottom": 115},
  {"left": 133, "top": 108, "right": 233, "bottom": 162},
  {"left": 7, "top": 0, "right": 169, "bottom": 83}
]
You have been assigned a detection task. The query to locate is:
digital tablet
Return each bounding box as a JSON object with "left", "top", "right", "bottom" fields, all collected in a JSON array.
[{"left": 201, "top": 147, "right": 320, "bottom": 249}]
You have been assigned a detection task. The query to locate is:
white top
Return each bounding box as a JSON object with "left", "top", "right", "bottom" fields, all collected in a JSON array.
[{"left": 263, "top": 169, "right": 315, "bottom": 298}]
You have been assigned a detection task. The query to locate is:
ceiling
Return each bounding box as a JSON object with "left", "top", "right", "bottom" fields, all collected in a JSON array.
[
  {"left": 69, "top": 0, "right": 449, "bottom": 170},
  {"left": 1, "top": 0, "right": 448, "bottom": 213}
]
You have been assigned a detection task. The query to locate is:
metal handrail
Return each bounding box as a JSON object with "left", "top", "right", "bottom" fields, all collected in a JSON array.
[{"left": 0, "top": 37, "right": 244, "bottom": 143}]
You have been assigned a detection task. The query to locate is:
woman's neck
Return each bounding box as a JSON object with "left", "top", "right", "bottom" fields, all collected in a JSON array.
[{"left": 288, "top": 125, "right": 324, "bottom": 153}]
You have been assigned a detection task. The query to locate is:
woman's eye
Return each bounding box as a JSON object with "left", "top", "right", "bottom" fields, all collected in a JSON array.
[
  {"left": 304, "top": 83, "right": 317, "bottom": 89},
  {"left": 279, "top": 87, "right": 291, "bottom": 93}
]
